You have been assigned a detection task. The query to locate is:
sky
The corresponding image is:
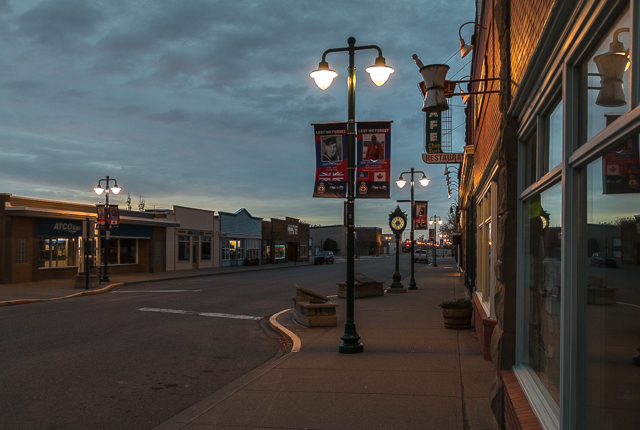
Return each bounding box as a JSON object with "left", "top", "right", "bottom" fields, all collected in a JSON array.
[{"left": 0, "top": 0, "right": 475, "bottom": 233}]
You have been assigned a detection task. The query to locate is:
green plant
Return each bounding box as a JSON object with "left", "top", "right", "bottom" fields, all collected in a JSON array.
[
  {"left": 439, "top": 298, "right": 472, "bottom": 309},
  {"left": 323, "top": 238, "right": 339, "bottom": 254}
]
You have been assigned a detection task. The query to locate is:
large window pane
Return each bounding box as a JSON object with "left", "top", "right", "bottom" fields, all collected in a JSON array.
[
  {"left": 523, "top": 182, "right": 562, "bottom": 407},
  {"left": 585, "top": 8, "right": 631, "bottom": 142},
  {"left": 547, "top": 100, "right": 563, "bottom": 171},
  {"left": 119, "top": 239, "right": 136, "bottom": 264},
  {"left": 586, "top": 155, "right": 640, "bottom": 429}
]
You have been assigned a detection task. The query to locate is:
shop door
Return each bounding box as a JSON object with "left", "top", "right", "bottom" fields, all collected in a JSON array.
[
  {"left": 287, "top": 243, "right": 296, "bottom": 261},
  {"left": 192, "top": 243, "right": 199, "bottom": 269}
]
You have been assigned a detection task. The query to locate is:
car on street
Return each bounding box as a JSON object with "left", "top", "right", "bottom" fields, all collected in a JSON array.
[
  {"left": 314, "top": 251, "right": 335, "bottom": 265},
  {"left": 590, "top": 252, "right": 617, "bottom": 267},
  {"left": 414, "top": 249, "right": 428, "bottom": 262}
]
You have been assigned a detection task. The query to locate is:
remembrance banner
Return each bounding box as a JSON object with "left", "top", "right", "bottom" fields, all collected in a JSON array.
[
  {"left": 356, "top": 121, "right": 391, "bottom": 198},
  {"left": 414, "top": 200, "right": 429, "bottom": 230},
  {"left": 313, "top": 123, "right": 348, "bottom": 198}
]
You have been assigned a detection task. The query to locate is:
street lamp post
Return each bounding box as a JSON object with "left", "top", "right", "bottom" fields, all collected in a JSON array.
[
  {"left": 396, "top": 168, "right": 429, "bottom": 289},
  {"left": 94, "top": 176, "right": 121, "bottom": 282},
  {"left": 311, "top": 37, "right": 393, "bottom": 354},
  {"left": 428, "top": 215, "right": 443, "bottom": 267}
]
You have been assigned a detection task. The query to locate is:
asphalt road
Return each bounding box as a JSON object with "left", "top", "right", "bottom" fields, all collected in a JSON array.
[{"left": 0, "top": 255, "right": 423, "bottom": 429}]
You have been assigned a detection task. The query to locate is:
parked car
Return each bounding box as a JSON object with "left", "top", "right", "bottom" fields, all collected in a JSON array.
[
  {"left": 314, "top": 251, "right": 335, "bottom": 265},
  {"left": 414, "top": 249, "right": 428, "bottom": 262},
  {"left": 590, "top": 252, "right": 617, "bottom": 267}
]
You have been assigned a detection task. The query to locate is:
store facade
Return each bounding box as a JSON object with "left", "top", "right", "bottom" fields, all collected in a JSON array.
[
  {"left": 218, "top": 208, "right": 262, "bottom": 267},
  {"left": 261, "top": 217, "right": 309, "bottom": 264},
  {"left": 0, "top": 194, "right": 178, "bottom": 284},
  {"left": 165, "top": 206, "right": 219, "bottom": 271},
  {"left": 458, "top": 0, "right": 640, "bottom": 428}
]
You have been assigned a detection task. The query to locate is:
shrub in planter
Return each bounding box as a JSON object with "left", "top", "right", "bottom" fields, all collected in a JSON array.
[{"left": 439, "top": 298, "right": 473, "bottom": 329}]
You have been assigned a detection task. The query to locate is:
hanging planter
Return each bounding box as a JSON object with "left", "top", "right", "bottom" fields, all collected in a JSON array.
[{"left": 439, "top": 298, "right": 473, "bottom": 329}]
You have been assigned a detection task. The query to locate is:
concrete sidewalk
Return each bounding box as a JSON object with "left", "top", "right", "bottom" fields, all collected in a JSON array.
[{"left": 153, "top": 257, "right": 499, "bottom": 430}]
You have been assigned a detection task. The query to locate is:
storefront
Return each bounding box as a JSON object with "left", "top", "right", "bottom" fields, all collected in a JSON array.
[
  {"left": 218, "top": 208, "right": 262, "bottom": 267},
  {"left": 165, "top": 206, "right": 219, "bottom": 271},
  {"left": 0, "top": 194, "right": 177, "bottom": 284},
  {"left": 261, "top": 217, "right": 310, "bottom": 264},
  {"left": 459, "top": 1, "right": 640, "bottom": 428}
]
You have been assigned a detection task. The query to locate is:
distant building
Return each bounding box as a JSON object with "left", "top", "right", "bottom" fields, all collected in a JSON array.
[
  {"left": 261, "top": 217, "right": 310, "bottom": 263},
  {"left": 309, "top": 225, "right": 382, "bottom": 257}
]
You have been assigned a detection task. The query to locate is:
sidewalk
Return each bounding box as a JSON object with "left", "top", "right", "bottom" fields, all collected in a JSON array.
[{"left": 153, "top": 257, "right": 499, "bottom": 430}]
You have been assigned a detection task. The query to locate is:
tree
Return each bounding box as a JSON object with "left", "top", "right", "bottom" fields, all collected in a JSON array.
[{"left": 323, "top": 238, "right": 339, "bottom": 254}]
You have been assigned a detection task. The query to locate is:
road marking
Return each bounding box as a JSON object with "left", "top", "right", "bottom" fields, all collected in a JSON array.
[
  {"left": 617, "top": 302, "right": 640, "bottom": 309},
  {"left": 112, "top": 290, "right": 201, "bottom": 293},
  {"left": 138, "top": 307, "right": 262, "bottom": 320}
]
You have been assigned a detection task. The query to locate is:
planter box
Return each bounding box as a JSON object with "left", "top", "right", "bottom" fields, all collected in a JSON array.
[
  {"left": 293, "top": 285, "right": 338, "bottom": 327},
  {"left": 337, "top": 273, "right": 385, "bottom": 298},
  {"left": 442, "top": 308, "right": 473, "bottom": 329}
]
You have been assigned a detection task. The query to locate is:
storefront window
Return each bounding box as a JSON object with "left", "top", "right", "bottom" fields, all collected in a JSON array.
[
  {"left": 586, "top": 154, "right": 640, "bottom": 429},
  {"left": 299, "top": 244, "right": 309, "bottom": 259},
  {"left": 585, "top": 8, "right": 631, "bottom": 143},
  {"left": 522, "top": 182, "right": 562, "bottom": 408},
  {"left": 546, "top": 100, "right": 563, "bottom": 172},
  {"left": 525, "top": 132, "right": 538, "bottom": 188},
  {"left": 119, "top": 239, "right": 137, "bottom": 264},
  {"left": 39, "top": 237, "right": 77, "bottom": 268},
  {"left": 201, "top": 236, "right": 211, "bottom": 260},
  {"left": 178, "top": 236, "right": 190, "bottom": 261},
  {"left": 246, "top": 239, "right": 260, "bottom": 259},
  {"left": 274, "top": 242, "right": 285, "bottom": 260}
]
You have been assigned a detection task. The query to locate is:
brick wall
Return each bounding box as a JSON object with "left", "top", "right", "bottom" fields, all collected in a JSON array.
[
  {"left": 502, "top": 370, "right": 543, "bottom": 430},
  {"left": 473, "top": 292, "right": 497, "bottom": 360}
]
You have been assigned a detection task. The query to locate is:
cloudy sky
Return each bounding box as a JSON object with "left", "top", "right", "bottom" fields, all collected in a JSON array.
[{"left": 0, "top": 0, "right": 474, "bottom": 231}]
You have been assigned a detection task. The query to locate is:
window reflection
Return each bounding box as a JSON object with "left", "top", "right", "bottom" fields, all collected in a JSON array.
[
  {"left": 523, "top": 183, "right": 562, "bottom": 406},
  {"left": 586, "top": 156, "right": 640, "bottom": 429},
  {"left": 585, "top": 9, "right": 631, "bottom": 142}
]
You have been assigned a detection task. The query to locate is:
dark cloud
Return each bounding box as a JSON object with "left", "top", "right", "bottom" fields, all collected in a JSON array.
[
  {"left": 0, "top": 0, "right": 475, "bottom": 226},
  {"left": 16, "top": 0, "right": 104, "bottom": 49}
]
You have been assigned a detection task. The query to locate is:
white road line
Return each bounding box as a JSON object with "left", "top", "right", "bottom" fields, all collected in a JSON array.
[
  {"left": 138, "top": 307, "right": 262, "bottom": 320},
  {"left": 617, "top": 302, "right": 640, "bottom": 309},
  {"left": 112, "top": 290, "right": 201, "bottom": 293}
]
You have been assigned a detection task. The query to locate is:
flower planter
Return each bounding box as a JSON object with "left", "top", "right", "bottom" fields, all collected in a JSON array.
[{"left": 442, "top": 308, "right": 473, "bottom": 329}]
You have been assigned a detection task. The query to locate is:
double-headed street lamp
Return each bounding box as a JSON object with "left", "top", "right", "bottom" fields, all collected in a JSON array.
[
  {"left": 311, "top": 37, "right": 393, "bottom": 354},
  {"left": 94, "top": 176, "right": 121, "bottom": 282},
  {"left": 396, "top": 168, "right": 429, "bottom": 289},
  {"left": 428, "top": 215, "right": 443, "bottom": 267}
]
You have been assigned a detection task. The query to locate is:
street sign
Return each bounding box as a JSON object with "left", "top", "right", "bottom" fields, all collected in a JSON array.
[{"left": 422, "top": 153, "right": 464, "bottom": 164}]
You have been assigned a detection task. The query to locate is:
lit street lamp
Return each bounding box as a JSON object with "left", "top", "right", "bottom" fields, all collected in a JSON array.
[
  {"left": 94, "top": 176, "right": 121, "bottom": 282},
  {"left": 311, "top": 37, "right": 393, "bottom": 354},
  {"left": 396, "top": 168, "right": 429, "bottom": 289},
  {"left": 428, "top": 215, "right": 443, "bottom": 267}
]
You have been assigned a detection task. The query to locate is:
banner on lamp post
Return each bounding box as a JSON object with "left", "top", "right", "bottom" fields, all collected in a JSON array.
[
  {"left": 356, "top": 121, "right": 392, "bottom": 198},
  {"left": 413, "top": 200, "right": 429, "bottom": 230},
  {"left": 313, "top": 123, "right": 348, "bottom": 198}
]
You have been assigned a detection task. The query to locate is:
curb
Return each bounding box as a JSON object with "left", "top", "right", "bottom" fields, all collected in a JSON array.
[
  {"left": 268, "top": 308, "right": 301, "bottom": 353},
  {"left": 0, "top": 283, "right": 124, "bottom": 307}
]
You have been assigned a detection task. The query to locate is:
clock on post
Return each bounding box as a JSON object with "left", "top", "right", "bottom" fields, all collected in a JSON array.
[
  {"left": 389, "top": 205, "right": 407, "bottom": 236},
  {"left": 388, "top": 205, "right": 407, "bottom": 291}
]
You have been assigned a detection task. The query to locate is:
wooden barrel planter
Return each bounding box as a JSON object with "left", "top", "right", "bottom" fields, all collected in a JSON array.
[{"left": 442, "top": 308, "right": 473, "bottom": 329}]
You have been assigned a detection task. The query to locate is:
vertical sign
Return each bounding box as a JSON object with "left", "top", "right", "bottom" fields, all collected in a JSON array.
[
  {"left": 313, "top": 123, "right": 348, "bottom": 198},
  {"left": 426, "top": 111, "right": 442, "bottom": 154},
  {"left": 356, "top": 121, "right": 391, "bottom": 198},
  {"left": 414, "top": 201, "right": 429, "bottom": 230}
]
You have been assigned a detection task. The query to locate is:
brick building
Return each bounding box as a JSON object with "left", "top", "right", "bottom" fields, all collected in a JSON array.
[
  {"left": 261, "top": 217, "right": 310, "bottom": 263},
  {"left": 453, "top": 0, "right": 640, "bottom": 428}
]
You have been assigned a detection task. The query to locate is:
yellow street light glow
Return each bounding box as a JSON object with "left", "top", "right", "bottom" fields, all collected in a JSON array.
[
  {"left": 310, "top": 61, "right": 338, "bottom": 90},
  {"left": 365, "top": 57, "right": 394, "bottom": 86}
]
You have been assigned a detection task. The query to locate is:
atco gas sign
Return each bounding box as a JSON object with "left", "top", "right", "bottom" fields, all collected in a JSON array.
[{"left": 38, "top": 218, "right": 83, "bottom": 237}]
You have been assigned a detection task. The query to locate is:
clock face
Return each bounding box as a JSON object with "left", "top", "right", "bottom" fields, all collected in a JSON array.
[{"left": 391, "top": 216, "right": 406, "bottom": 231}]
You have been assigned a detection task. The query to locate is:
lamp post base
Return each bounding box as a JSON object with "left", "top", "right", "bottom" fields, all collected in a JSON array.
[{"left": 339, "top": 323, "right": 364, "bottom": 354}]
